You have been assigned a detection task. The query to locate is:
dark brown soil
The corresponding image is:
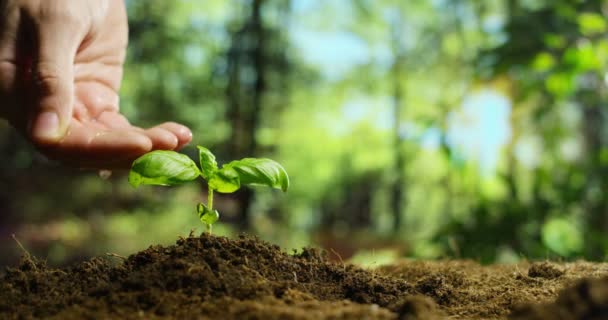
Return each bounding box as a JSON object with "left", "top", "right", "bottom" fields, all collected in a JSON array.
[{"left": 1, "top": 233, "right": 608, "bottom": 319}]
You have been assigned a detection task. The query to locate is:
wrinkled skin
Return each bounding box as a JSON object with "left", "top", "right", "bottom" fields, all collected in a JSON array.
[{"left": 0, "top": 0, "right": 192, "bottom": 168}]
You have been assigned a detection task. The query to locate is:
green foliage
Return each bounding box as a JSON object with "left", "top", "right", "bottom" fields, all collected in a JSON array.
[
  {"left": 531, "top": 52, "right": 556, "bottom": 72},
  {"left": 578, "top": 12, "right": 607, "bottom": 36},
  {"left": 475, "top": 0, "right": 608, "bottom": 261},
  {"left": 541, "top": 218, "right": 583, "bottom": 257},
  {"left": 129, "top": 146, "right": 289, "bottom": 230}
]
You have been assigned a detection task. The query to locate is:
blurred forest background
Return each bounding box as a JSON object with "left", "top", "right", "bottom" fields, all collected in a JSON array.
[{"left": 1, "top": 0, "right": 608, "bottom": 267}]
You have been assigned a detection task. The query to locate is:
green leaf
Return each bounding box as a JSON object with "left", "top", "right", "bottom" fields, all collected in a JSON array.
[
  {"left": 531, "top": 52, "right": 555, "bottom": 72},
  {"left": 197, "top": 146, "right": 218, "bottom": 180},
  {"left": 543, "top": 34, "right": 566, "bottom": 49},
  {"left": 197, "top": 203, "right": 219, "bottom": 226},
  {"left": 545, "top": 72, "right": 574, "bottom": 97},
  {"left": 541, "top": 217, "right": 583, "bottom": 257},
  {"left": 225, "top": 158, "right": 290, "bottom": 192},
  {"left": 129, "top": 150, "right": 200, "bottom": 187},
  {"left": 578, "top": 12, "right": 607, "bottom": 36},
  {"left": 208, "top": 167, "right": 241, "bottom": 193}
]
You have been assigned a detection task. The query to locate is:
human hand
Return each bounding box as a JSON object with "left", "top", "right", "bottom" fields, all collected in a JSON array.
[{"left": 0, "top": 0, "right": 192, "bottom": 169}]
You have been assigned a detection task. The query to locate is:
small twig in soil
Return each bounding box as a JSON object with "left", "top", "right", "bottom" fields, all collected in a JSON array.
[
  {"left": 105, "top": 252, "right": 127, "bottom": 261},
  {"left": 12, "top": 234, "right": 37, "bottom": 271},
  {"left": 11, "top": 234, "right": 32, "bottom": 257},
  {"left": 293, "top": 271, "right": 298, "bottom": 283},
  {"left": 12, "top": 234, "right": 29, "bottom": 255},
  {"left": 50, "top": 269, "right": 68, "bottom": 276},
  {"left": 329, "top": 248, "right": 346, "bottom": 271},
  {"left": 448, "top": 236, "right": 461, "bottom": 258}
]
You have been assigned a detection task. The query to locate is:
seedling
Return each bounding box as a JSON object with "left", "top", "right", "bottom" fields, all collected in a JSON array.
[{"left": 128, "top": 146, "right": 289, "bottom": 233}]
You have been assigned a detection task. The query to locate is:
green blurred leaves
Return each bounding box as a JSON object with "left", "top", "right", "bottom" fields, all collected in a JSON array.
[
  {"left": 532, "top": 52, "right": 556, "bottom": 72},
  {"left": 541, "top": 218, "right": 583, "bottom": 257},
  {"left": 545, "top": 72, "right": 574, "bottom": 97},
  {"left": 578, "top": 13, "right": 607, "bottom": 36}
]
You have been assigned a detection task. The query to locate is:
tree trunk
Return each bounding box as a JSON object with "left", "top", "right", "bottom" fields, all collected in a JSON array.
[
  {"left": 390, "top": 17, "right": 406, "bottom": 234},
  {"left": 391, "top": 76, "right": 405, "bottom": 233},
  {"left": 225, "top": 0, "right": 267, "bottom": 230},
  {"left": 581, "top": 98, "right": 608, "bottom": 259}
]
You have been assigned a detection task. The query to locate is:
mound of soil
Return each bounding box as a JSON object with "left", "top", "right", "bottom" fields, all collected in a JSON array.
[
  {"left": 0, "top": 233, "right": 441, "bottom": 320},
  {"left": 510, "top": 276, "right": 608, "bottom": 320},
  {"left": 1, "top": 233, "right": 608, "bottom": 319}
]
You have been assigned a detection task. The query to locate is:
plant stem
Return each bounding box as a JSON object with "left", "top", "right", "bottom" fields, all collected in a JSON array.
[
  {"left": 208, "top": 187, "right": 214, "bottom": 210},
  {"left": 207, "top": 186, "right": 214, "bottom": 234}
]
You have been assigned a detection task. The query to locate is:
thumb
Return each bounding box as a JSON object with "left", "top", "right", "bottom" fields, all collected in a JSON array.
[{"left": 29, "top": 17, "right": 81, "bottom": 145}]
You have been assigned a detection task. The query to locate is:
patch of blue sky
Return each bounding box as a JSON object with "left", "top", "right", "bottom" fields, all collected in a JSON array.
[
  {"left": 290, "top": 28, "right": 370, "bottom": 80},
  {"left": 291, "top": 0, "right": 317, "bottom": 14},
  {"left": 338, "top": 90, "right": 512, "bottom": 176},
  {"left": 290, "top": 0, "right": 391, "bottom": 79},
  {"left": 447, "top": 90, "right": 512, "bottom": 175},
  {"left": 339, "top": 97, "right": 441, "bottom": 151},
  {"left": 184, "top": 45, "right": 207, "bottom": 67},
  {"left": 341, "top": 97, "right": 392, "bottom": 129}
]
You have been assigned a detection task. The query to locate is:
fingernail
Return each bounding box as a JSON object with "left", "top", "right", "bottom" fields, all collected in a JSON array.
[{"left": 32, "top": 111, "right": 60, "bottom": 141}]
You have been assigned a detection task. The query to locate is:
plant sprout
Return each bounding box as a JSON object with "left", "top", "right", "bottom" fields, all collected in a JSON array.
[{"left": 128, "top": 146, "right": 289, "bottom": 233}]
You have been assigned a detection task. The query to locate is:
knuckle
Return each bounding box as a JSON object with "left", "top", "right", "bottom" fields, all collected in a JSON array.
[
  {"left": 28, "top": 2, "right": 89, "bottom": 29},
  {"left": 35, "top": 63, "right": 63, "bottom": 96},
  {"left": 0, "top": 60, "right": 16, "bottom": 92}
]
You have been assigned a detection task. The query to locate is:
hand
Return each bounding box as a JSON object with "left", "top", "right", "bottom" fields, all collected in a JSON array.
[{"left": 0, "top": 0, "right": 192, "bottom": 169}]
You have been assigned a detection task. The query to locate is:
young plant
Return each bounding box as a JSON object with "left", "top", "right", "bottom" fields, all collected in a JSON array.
[{"left": 128, "top": 146, "right": 289, "bottom": 233}]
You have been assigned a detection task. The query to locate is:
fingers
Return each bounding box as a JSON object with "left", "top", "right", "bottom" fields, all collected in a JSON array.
[
  {"left": 96, "top": 111, "right": 130, "bottom": 130},
  {"left": 156, "top": 122, "right": 193, "bottom": 149},
  {"left": 41, "top": 120, "right": 153, "bottom": 169},
  {"left": 96, "top": 112, "right": 191, "bottom": 150},
  {"left": 41, "top": 116, "right": 193, "bottom": 169},
  {"left": 25, "top": 4, "right": 87, "bottom": 145},
  {"left": 130, "top": 121, "right": 192, "bottom": 151},
  {"left": 145, "top": 127, "right": 179, "bottom": 150},
  {"left": 0, "top": 2, "right": 19, "bottom": 120}
]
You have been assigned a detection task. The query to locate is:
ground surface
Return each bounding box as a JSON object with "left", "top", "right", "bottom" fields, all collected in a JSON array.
[{"left": 1, "top": 233, "right": 608, "bottom": 319}]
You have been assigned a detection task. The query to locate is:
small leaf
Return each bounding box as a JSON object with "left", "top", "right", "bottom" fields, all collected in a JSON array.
[
  {"left": 197, "top": 203, "right": 219, "bottom": 226},
  {"left": 197, "top": 146, "right": 218, "bottom": 180},
  {"left": 541, "top": 217, "right": 583, "bottom": 257},
  {"left": 208, "top": 167, "right": 241, "bottom": 193},
  {"left": 531, "top": 52, "right": 555, "bottom": 72},
  {"left": 225, "top": 158, "right": 289, "bottom": 192},
  {"left": 578, "top": 12, "right": 607, "bottom": 36},
  {"left": 129, "top": 151, "right": 200, "bottom": 187}
]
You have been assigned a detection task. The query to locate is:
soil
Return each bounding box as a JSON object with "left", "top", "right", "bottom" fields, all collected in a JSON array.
[{"left": 1, "top": 233, "right": 608, "bottom": 320}]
